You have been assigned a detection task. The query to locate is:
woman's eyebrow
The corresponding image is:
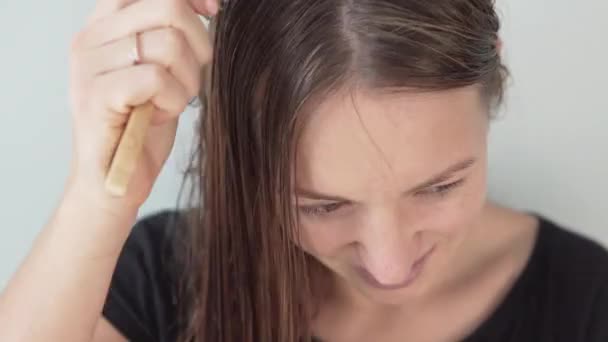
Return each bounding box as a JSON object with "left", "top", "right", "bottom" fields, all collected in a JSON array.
[
  {"left": 295, "top": 157, "right": 476, "bottom": 202},
  {"left": 294, "top": 188, "right": 351, "bottom": 202},
  {"left": 405, "top": 157, "right": 476, "bottom": 194}
]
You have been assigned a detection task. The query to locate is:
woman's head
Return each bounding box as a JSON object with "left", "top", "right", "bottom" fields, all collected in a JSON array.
[
  {"left": 181, "top": 0, "right": 506, "bottom": 341},
  {"left": 296, "top": 85, "right": 490, "bottom": 306}
]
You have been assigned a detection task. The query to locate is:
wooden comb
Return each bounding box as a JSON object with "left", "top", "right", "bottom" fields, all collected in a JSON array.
[
  {"left": 104, "top": 1, "right": 225, "bottom": 197},
  {"left": 104, "top": 102, "right": 155, "bottom": 197}
]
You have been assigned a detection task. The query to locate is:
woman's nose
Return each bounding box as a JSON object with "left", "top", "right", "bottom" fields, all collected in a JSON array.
[{"left": 357, "top": 209, "right": 418, "bottom": 286}]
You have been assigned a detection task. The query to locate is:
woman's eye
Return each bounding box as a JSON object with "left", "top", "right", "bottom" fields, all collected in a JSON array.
[
  {"left": 299, "top": 202, "right": 344, "bottom": 217},
  {"left": 418, "top": 179, "right": 465, "bottom": 197}
]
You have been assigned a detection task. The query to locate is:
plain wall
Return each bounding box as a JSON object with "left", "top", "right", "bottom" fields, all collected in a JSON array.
[{"left": 0, "top": 0, "right": 606, "bottom": 288}]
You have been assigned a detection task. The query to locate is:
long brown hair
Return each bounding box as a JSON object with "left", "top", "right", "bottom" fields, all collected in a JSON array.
[{"left": 176, "top": 1, "right": 507, "bottom": 341}]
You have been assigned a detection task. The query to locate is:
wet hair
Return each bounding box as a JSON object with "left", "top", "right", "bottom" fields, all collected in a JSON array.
[{"left": 176, "top": 1, "right": 507, "bottom": 341}]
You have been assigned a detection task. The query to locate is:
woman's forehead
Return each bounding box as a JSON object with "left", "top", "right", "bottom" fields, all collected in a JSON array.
[{"left": 294, "top": 86, "right": 488, "bottom": 196}]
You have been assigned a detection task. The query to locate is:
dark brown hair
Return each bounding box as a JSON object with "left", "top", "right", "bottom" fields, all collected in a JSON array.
[{"left": 176, "top": 1, "right": 507, "bottom": 341}]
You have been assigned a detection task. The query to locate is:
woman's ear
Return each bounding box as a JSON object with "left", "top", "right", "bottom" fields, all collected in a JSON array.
[{"left": 496, "top": 37, "right": 503, "bottom": 56}]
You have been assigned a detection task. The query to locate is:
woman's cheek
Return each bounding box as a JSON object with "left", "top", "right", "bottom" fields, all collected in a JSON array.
[
  {"left": 410, "top": 180, "right": 487, "bottom": 237},
  {"left": 297, "top": 218, "right": 357, "bottom": 257},
  {"left": 440, "top": 180, "right": 488, "bottom": 234}
]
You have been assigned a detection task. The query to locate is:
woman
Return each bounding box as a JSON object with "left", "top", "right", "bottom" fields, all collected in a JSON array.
[{"left": 1, "top": 0, "right": 607, "bottom": 341}]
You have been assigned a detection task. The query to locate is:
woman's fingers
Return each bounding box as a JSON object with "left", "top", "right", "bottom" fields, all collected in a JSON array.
[
  {"left": 66, "top": 0, "right": 215, "bottom": 204},
  {"left": 80, "top": 0, "right": 212, "bottom": 65},
  {"left": 89, "top": 0, "right": 219, "bottom": 24},
  {"left": 87, "top": 0, "right": 135, "bottom": 24},
  {"left": 189, "top": 0, "right": 220, "bottom": 16},
  {"left": 92, "top": 64, "right": 190, "bottom": 123},
  {"left": 83, "top": 27, "right": 201, "bottom": 99}
]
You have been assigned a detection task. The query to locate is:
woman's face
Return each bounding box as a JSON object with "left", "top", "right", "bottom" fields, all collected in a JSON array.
[{"left": 294, "top": 85, "right": 490, "bottom": 306}]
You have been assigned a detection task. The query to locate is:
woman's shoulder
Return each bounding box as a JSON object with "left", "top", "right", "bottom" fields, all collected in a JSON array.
[
  {"left": 523, "top": 215, "right": 608, "bottom": 340},
  {"left": 102, "top": 209, "right": 187, "bottom": 342},
  {"left": 129, "top": 209, "right": 185, "bottom": 248},
  {"left": 469, "top": 212, "right": 608, "bottom": 341},
  {"left": 117, "top": 209, "right": 186, "bottom": 279},
  {"left": 486, "top": 206, "right": 608, "bottom": 280},
  {"left": 534, "top": 215, "right": 608, "bottom": 278}
]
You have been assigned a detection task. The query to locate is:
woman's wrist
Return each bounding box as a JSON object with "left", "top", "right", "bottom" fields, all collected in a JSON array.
[
  {"left": 63, "top": 171, "right": 141, "bottom": 219},
  {"left": 53, "top": 178, "right": 140, "bottom": 258},
  {"left": 55, "top": 197, "right": 136, "bottom": 257}
]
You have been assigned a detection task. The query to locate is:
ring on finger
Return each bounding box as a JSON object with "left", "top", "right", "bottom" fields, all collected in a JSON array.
[{"left": 127, "top": 32, "right": 142, "bottom": 65}]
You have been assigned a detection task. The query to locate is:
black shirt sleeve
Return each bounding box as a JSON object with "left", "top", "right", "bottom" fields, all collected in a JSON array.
[
  {"left": 587, "top": 279, "right": 608, "bottom": 342},
  {"left": 102, "top": 210, "right": 182, "bottom": 342}
]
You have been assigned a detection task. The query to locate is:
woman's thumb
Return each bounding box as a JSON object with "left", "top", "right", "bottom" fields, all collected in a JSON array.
[{"left": 189, "top": 0, "right": 219, "bottom": 17}]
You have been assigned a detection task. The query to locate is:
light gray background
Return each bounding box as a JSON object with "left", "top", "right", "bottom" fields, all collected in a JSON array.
[{"left": 0, "top": 0, "right": 606, "bottom": 288}]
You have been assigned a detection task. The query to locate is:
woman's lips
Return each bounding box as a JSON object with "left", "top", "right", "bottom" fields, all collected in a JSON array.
[{"left": 356, "top": 246, "right": 436, "bottom": 290}]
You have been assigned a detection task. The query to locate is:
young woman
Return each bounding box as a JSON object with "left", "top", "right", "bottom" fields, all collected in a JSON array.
[{"left": 2, "top": 0, "right": 607, "bottom": 341}]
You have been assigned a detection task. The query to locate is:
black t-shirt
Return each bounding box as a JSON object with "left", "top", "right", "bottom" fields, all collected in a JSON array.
[{"left": 103, "top": 210, "right": 608, "bottom": 341}]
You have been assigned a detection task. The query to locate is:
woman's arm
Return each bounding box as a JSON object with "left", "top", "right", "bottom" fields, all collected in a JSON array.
[
  {"left": 0, "top": 0, "right": 218, "bottom": 339},
  {"left": 93, "top": 318, "right": 128, "bottom": 342},
  {"left": 0, "top": 183, "right": 136, "bottom": 342}
]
